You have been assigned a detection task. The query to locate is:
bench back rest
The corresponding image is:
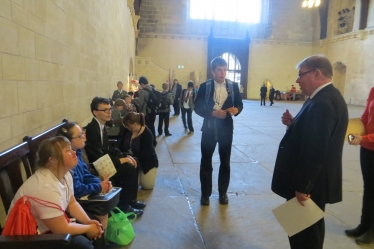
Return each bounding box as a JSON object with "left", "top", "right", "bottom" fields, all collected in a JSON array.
[
  {"left": 0, "top": 142, "right": 33, "bottom": 214},
  {"left": 23, "top": 120, "right": 67, "bottom": 170}
]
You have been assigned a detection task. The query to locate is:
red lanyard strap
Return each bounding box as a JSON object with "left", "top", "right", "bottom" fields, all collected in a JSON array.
[{"left": 24, "top": 195, "right": 70, "bottom": 223}]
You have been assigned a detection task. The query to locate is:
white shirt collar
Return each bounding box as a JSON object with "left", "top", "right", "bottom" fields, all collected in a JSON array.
[
  {"left": 94, "top": 117, "right": 105, "bottom": 130},
  {"left": 310, "top": 82, "right": 332, "bottom": 99},
  {"left": 214, "top": 80, "right": 226, "bottom": 86}
]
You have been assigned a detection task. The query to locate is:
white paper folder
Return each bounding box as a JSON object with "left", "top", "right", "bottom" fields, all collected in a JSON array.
[{"left": 272, "top": 197, "right": 325, "bottom": 237}]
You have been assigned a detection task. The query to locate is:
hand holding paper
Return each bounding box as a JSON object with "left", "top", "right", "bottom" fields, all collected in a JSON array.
[{"left": 272, "top": 197, "right": 324, "bottom": 237}]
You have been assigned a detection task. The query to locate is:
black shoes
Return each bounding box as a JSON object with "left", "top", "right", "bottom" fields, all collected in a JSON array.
[
  {"left": 118, "top": 205, "right": 144, "bottom": 218},
  {"left": 165, "top": 133, "right": 172, "bottom": 136},
  {"left": 130, "top": 200, "right": 146, "bottom": 209},
  {"left": 219, "top": 194, "right": 229, "bottom": 205},
  {"left": 345, "top": 224, "right": 367, "bottom": 237},
  {"left": 356, "top": 229, "right": 374, "bottom": 245},
  {"left": 200, "top": 196, "right": 210, "bottom": 206}
]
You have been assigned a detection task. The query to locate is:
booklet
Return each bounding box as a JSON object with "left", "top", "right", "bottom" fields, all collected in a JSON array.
[
  {"left": 92, "top": 154, "right": 117, "bottom": 178},
  {"left": 272, "top": 197, "right": 325, "bottom": 237}
]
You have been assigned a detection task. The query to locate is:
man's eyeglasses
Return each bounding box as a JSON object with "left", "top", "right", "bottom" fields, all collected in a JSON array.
[
  {"left": 96, "top": 108, "right": 112, "bottom": 113},
  {"left": 298, "top": 69, "right": 315, "bottom": 78}
]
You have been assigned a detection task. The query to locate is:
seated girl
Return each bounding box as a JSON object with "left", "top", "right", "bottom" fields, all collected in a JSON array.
[
  {"left": 119, "top": 112, "right": 159, "bottom": 189},
  {"left": 57, "top": 122, "right": 115, "bottom": 231},
  {"left": 7, "top": 136, "right": 103, "bottom": 249}
]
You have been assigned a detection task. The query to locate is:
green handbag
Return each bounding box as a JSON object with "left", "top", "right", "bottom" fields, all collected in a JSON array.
[{"left": 105, "top": 207, "right": 137, "bottom": 245}]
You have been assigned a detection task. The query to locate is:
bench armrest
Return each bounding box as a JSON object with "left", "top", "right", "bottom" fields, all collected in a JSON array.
[{"left": 0, "top": 234, "right": 71, "bottom": 249}]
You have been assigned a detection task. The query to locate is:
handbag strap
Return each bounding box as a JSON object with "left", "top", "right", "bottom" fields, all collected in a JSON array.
[{"left": 24, "top": 195, "right": 70, "bottom": 223}]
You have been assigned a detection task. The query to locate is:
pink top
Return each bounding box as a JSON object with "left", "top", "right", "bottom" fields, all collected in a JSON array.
[{"left": 361, "top": 87, "right": 374, "bottom": 151}]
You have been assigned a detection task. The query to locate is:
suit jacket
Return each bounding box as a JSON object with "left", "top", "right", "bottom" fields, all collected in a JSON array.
[
  {"left": 260, "top": 86, "right": 267, "bottom": 97},
  {"left": 170, "top": 83, "right": 182, "bottom": 101},
  {"left": 137, "top": 85, "right": 151, "bottom": 115},
  {"left": 179, "top": 89, "right": 196, "bottom": 111},
  {"left": 112, "top": 90, "right": 127, "bottom": 101},
  {"left": 271, "top": 84, "right": 348, "bottom": 204},
  {"left": 84, "top": 118, "right": 123, "bottom": 169},
  {"left": 194, "top": 79, "right": 243, "bottom": 135}
]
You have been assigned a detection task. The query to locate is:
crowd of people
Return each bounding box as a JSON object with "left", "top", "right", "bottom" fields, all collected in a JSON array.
[{"left": 4, "top": 54, "right": 374, "bottom": 249}]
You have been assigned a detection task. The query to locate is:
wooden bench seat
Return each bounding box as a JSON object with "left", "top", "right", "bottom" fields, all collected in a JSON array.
[{"left": 0, "top": 121, "right": 71, "bottom": 249}]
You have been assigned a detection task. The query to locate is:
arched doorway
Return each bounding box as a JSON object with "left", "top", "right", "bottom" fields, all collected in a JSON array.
[
  {"left": 333, "top": 62, "right": 347, "bottom": 98},
  {"left": 222, "top": 53, "right": 241, "bottom": 84},
  {"left": 207, "top": 29, "right": 250, "bottom": 99}
]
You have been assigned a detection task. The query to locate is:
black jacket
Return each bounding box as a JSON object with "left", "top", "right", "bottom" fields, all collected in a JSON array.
[
  {"left": 194, "top": 79, "right": 243, "bottom": 135},
  {"left": 271, "top": 84, "right": 348, "bottom": 204}
]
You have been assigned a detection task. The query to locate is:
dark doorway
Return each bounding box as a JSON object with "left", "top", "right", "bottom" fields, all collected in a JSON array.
[{"left": 207, "top": 29, "right": 250, "bottom": 99}]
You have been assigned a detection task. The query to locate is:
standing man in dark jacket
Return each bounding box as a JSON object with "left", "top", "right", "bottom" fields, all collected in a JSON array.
[
  {"left": 194, "top": 57, "right": 243, "bottom": 206},
  {"left": 170, "top": 78, "right": 182, "bottom": 116},
  {"left": 260, "top": 83, "right": 267, "bottom": 106},
  {"left": 271, "top": 55, "right": 348, "bottom": 249},
  {"left": 112, "top": 81, "right": 127, "bottom": 101}
]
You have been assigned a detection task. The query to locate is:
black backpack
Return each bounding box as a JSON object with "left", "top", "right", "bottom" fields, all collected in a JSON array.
[
  {"left": 143, "top": 88, "right": 162, "bottom": 111},
  {"left": 159, "top": 92, "right": 170, "bottom": 109}
]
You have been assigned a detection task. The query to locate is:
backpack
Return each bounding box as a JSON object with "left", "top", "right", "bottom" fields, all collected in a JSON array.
[
  {"left": 159, "top": 92, "right": 170, "bottom": 109},
  {"left": 143, "top": 88, "right": 162, "bottom": 112}
]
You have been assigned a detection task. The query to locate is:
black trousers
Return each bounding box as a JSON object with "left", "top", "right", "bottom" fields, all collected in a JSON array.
[
  {"left": 359, "top": 147, "right": 374, "bottom": 228},
  {"left": 145, "top": 111, "right": 156, "bottom": 145},
  {"left": 288, "top": 195, "right": 326, "bottom": 249},
  {"left": 270, "top": 97, "right": 274, "bottom": 105},
  {"left": 200, "top": 132, "right": 233, "bottom": 197},
  {"left": 173, "top": 100, "right": 180, "bottom": 115},
  {"left": 111, "top": 163, "right": 138, "bottom": 208},
  {"left": 181, "top": 107, "right": 194, "bottom": 132},
  {"left": 158, "top": 112, "right": 170, "bottom": 134},
  {"left": 260, "top": 96, "right": 266, "bottom": 105}
]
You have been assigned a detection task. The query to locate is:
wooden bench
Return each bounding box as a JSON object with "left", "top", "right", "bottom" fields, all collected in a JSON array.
[{"left": 0, "top": 121, "right": 71, "bottom": 249}]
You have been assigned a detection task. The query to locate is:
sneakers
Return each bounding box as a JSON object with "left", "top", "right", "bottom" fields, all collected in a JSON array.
[{"left": 187, "top": 131, "right": 194, "bottom": 135}]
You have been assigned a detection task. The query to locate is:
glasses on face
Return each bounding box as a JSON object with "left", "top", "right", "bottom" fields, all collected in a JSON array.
[
  {"left": 96, "top": 108, "right": 112, "bottom": 113},
  {"left": 71, "top": 133, "right": 86, "bottom": 139},
  {"left": 298, "top": 69, "right": 315, "bottom": 78}
]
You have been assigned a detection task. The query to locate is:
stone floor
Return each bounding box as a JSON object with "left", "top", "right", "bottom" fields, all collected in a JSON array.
[{"left": 127, "top": 99, "right": 373, "bottom": 249}]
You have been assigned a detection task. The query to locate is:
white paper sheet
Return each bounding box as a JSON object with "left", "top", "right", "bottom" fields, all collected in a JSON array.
[{"left": 272, "top": 197, "right": 325, "bottom": 237}]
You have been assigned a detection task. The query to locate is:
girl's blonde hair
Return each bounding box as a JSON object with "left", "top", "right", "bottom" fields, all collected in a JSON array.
[{"left": 36, "top": 136, "right": 71, "bottom": 176}]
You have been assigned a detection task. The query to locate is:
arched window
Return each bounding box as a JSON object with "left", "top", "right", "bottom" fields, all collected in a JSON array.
[
  {"left": 222, "top": 53, "right": 241, "bottom": 83},
  {"left": 190, "top": 0, "right": 262, "bottom": 24}
]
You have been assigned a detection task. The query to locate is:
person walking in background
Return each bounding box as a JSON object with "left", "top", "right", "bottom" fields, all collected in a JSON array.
[
  {"left": 271, "top": 55, "right": 348, "bottom": 249},
  {"left": 260, "top": 83, "right": 267, "bottom": 106},
  {"left": 170, "top": 78, "right": 182, "bottom": 116},
  {"left": 180, "top": 81, "right": 197, "bottom": 135},
  {"left": 345, "top": 86, "right": 374, "bottom": 245},
  {"left": 157, "top": 83, "right": 173, "bottom": 136},
  {"left": 195, "top": 57, "right": 243, "bottom": 206},
  {"left": 112, "top": 81, "right": 127, "bottom": 101},
  {"left": 239, "top": 85, "right": 245, "bottom": 99},
  {"left": 291, "top": 84, "right": 297, "bottom": 101},
  {"left": 269, "top": 85, "right": 275, "bottom": 106}
]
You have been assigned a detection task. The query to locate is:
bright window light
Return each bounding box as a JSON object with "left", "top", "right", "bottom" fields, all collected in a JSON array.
[{"left": 190, "top": 0, "right": 262, "bottom": 24}]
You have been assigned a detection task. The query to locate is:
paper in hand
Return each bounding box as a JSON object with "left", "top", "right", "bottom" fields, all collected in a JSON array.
[
  {"left": 92, "top": 154, "right": 117, "bottom": 178},
  {"left": 272, "top": 197, "right": 325, "bottom": 237}
]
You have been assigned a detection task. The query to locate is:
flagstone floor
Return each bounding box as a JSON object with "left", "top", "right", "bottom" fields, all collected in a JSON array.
[{"left": 127, "top": 99, "right": 373, "bottom": 249}]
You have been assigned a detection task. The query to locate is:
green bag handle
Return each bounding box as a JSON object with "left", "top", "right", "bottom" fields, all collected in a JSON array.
[{"left": 109, "top": 207, "right": 137, "bottom": 223}]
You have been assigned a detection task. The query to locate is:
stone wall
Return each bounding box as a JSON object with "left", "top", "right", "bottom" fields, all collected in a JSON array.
[{"left": 0, "top": 0, "right": 136, "bottom": 153}]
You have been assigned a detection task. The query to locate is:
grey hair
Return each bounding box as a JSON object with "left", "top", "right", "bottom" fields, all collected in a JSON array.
[{"left": 296, "top": 54, "right": 333, "bottom": 78}]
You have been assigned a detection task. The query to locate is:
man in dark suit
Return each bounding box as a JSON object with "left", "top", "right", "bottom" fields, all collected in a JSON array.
[
  {"left": 112, "top": 81, "right": 127, "bottom": 101},
  {"left": 180, "top": 81, "right": 197, "bottom": 135},
  {"left": 271, "top": 55, "right": 348, "bottom": 249},
  {"left": 85, "top": 97, "right": 145, "bottom": 217},
  {"left": 170, "top": 78, "right": 182, "bottom": 116},
  {"left": 195, "top": 57, "right": 243, "bottom": 206}
]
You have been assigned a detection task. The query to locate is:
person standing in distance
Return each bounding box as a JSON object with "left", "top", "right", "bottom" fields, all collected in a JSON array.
[
  {"left": 271, "top": 55, "right": 348, "bottom": 249},
  {"left": 194, "top": 57, "right": 243, "bottom": 206}
]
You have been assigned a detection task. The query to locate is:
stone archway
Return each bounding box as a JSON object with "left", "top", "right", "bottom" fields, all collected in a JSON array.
[{"left": 333, "top": 61, "right": 347, "bottom": 97}]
